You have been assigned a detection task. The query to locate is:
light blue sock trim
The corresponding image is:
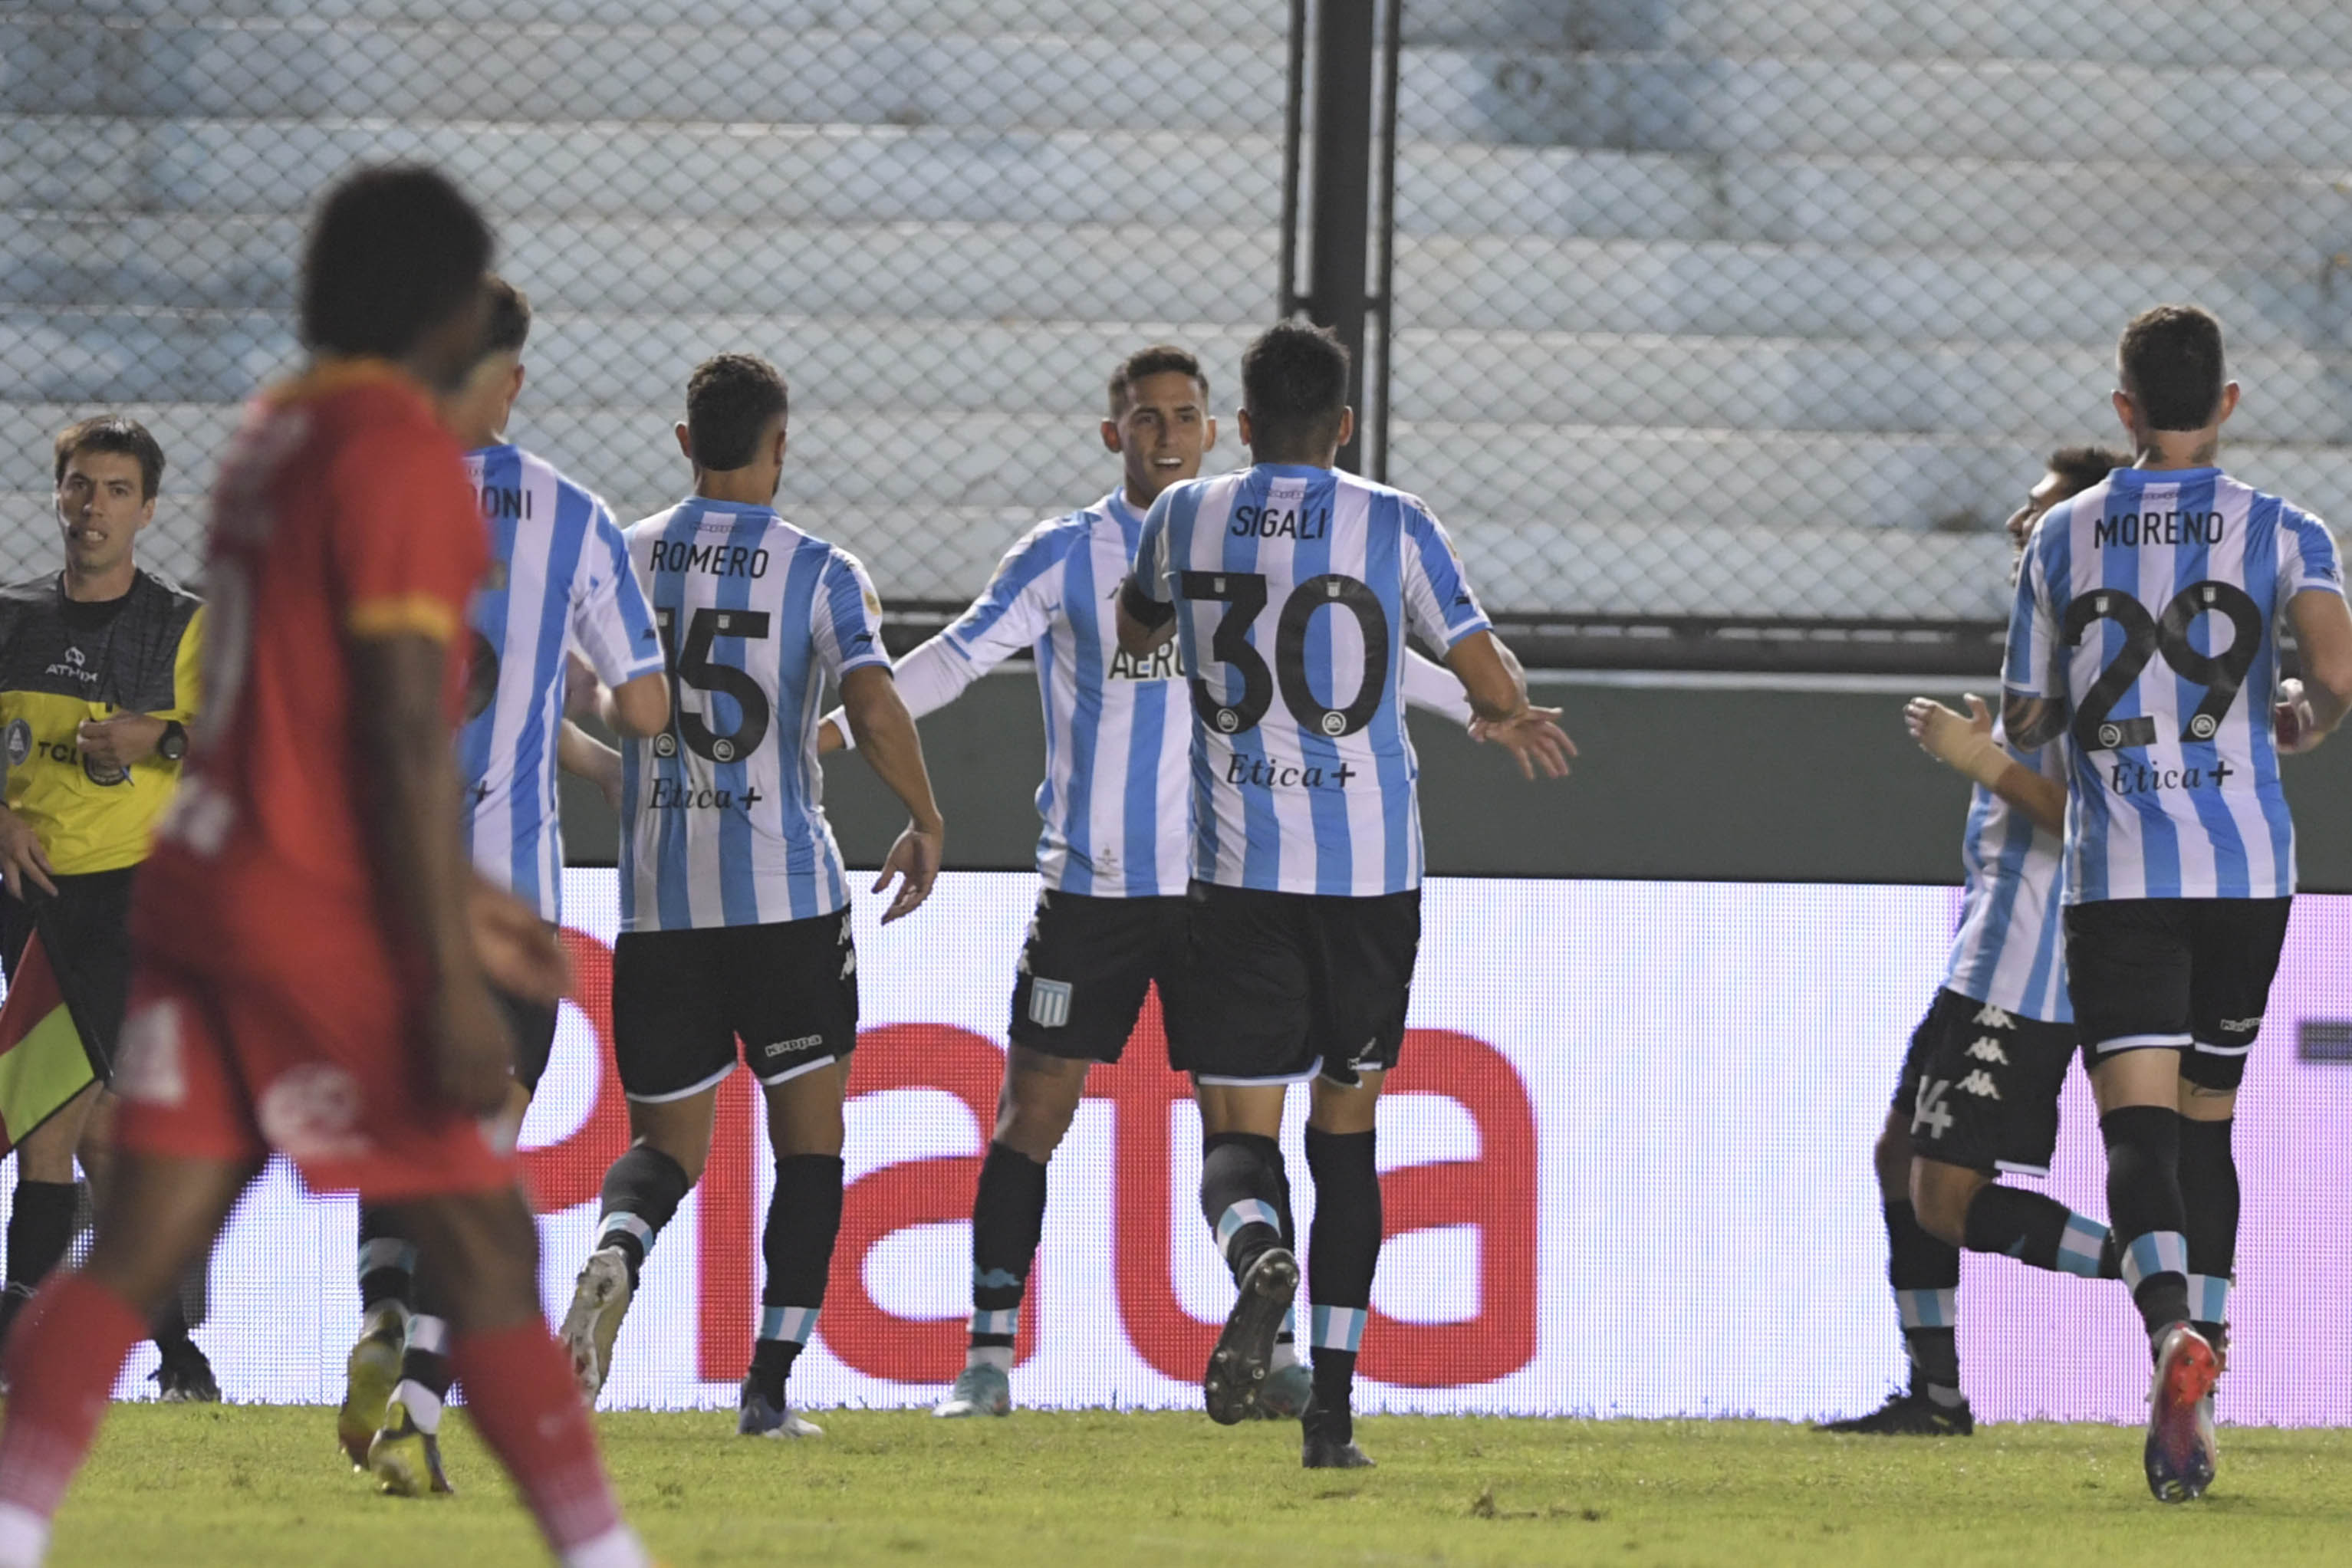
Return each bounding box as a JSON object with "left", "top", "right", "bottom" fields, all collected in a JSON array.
[
  {"left": 1896, "top": 1288, "right": 1956, "bottom": 1330},
  {"left": 1310, "top": 1304, "right": 1367, "bottom": 1353},
  {"left": 971, "top": 1307, "right": 1018, "bottom": 1338},
  {"left": 404, "top": 1313, "right": 451, "bottom": 1356},
  {"left": 1214, "top": 1198, "right": 1283, "bottom": 1260},
  {"left": 2055, "top": 1211, "right": 2110, "bottom": 1279},
  {"left": 759, "top": 1305, "right": 819, "bottom": 1345},
  {"left": 1279, "top": 1304, "right": 1297, "bottom": 1342},
  {"left": 358, "top": 1239, "right": 417, "bottom": 1280},
  {"left": 2186, "top": 1273, "right": 2231, "bottom": 1325},
  {"left": 2121, "top": 1231, "right": 2189, "bottom": 1292},
  {"left": 598, "top": 1212, "right": 654, "bottom": 1251}
]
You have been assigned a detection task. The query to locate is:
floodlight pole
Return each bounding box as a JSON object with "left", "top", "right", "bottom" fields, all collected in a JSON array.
[{"left": 1304, "top": 0, "right": 1376, "bottom": 475}]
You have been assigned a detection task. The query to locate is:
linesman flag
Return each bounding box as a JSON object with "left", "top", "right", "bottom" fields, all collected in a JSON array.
[{"left": 0, "top": 930, "right": 100, "bottom": 1159}]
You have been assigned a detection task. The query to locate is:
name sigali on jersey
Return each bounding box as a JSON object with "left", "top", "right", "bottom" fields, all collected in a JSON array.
[
  {"left": 1225, "top": 755, "right": 1357, "bottom": 790},
  {"left": 1229, "top": 503, "right": 1327, "bottom": 541},
  {"left": 649, "top": 539, "right": 771, "bottom": 578},
  {"left": 1109, "top": 643, "right": 1178, "bottom": 682},
  {"left": 2094, "top": 509, "right": 2222, "bottom": 548}
]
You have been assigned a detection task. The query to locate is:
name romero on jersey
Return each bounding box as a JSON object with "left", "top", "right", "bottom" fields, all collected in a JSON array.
[
  {"left": 1133, "top": 463, "right": 1491, "bottom": 897},
  {"left": 620, "top": 498, "right": 888, "bottom": 932}
]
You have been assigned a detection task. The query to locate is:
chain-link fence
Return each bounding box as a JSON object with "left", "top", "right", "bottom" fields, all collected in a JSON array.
[
  {"left": 1383, "top": 0, "right": 2352, "bottom": 627},
  {"left": 12, "top": 2, "right": 2352, "bottom": 651}
]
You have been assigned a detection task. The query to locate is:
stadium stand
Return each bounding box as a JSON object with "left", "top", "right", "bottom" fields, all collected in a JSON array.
[{"left": 5, "top": 0, "right": 2351, "bottom": 621}]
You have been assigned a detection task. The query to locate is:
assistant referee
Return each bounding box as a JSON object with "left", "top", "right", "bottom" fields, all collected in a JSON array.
[{"left": 0, "top": 416, "right": 215, "bottom": 1398}]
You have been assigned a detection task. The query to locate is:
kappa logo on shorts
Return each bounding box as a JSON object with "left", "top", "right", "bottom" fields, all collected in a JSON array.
[
  {"left": 1956, "top": 1069, "right": 2002, "bottom": 1100},
  {"left": 1029, "top": 978, "right": 1074, "bottom": 1029},
  {"left": 840, "top": 947, "right": 857, "bottom": 979},
  {"left": 763, "top": 1034, "right": 824, "bottom": 1060},
  {"left": 115, "top": 998, "right": 186, "bottom": 1106},
  {"left": 257, "top": 1063, "right": 370, "bottom": 1161},
  {"left": 1964, "top": 1036, "right": 2010, "bottom": 1066},
  {"left": 1971, "top": 1004, "right": 2015, "bottom": 1031},
  {"left": 2219, "top": 1015, "right": 2263, "bottom": 1036}
]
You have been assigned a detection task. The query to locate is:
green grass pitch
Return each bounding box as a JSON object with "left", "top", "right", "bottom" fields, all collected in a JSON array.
[{"left": 44, "top": 1406, "right": 2352, "bottom": 1565}]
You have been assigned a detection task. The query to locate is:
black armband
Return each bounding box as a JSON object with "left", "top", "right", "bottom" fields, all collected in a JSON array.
[{"left": 1119, "top": 576, "right": 1176, "bottom": 630}]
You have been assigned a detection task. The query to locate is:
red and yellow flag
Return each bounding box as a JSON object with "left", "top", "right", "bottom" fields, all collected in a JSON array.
[{"left": 0, "top": 932, "right": 100, "bottom": 1158}]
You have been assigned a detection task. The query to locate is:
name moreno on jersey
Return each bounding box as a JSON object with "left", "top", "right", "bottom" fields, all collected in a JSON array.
[
  {"left": 620, "top": 497, "right": 887, "bottom": 931},
  {"left": 1133, "top": 463, "right": 1489, "bottom": 896},
  {"left": 2005, "top": 466, "right": 2343, "bottom": 902}
]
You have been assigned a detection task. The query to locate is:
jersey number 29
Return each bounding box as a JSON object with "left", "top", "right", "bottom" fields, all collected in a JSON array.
[{"left": 2061, "top": 580, "right": 2262, "bottom": 751}]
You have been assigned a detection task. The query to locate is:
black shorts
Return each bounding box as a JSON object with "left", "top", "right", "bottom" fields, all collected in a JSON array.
[
  {"left": 501, "top": 985, "right": 561, "bottom": 1096},
  {"left": 610, "top": 910, "right": 858, "bottom": 1102},
  {"left": 1162, "top": 882, "right": 1420, "bottom": 1088},
  {"left": 1008, "top": 889, "right": 1187, "bottom": 1064},
  {"left": 0, "top": 866, "right": 135, "bottom": 1081},
  {"left": 1896, "top": 988, "right": 2076, "bottom": 1178},
  {"left": 2064, "top": 896, "right": 2291, "bottom": 1092}
]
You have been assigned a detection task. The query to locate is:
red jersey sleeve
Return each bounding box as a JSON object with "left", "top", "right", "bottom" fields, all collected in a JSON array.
[{"left": 325, "top": 416, "right": 488, "bottom": 643}]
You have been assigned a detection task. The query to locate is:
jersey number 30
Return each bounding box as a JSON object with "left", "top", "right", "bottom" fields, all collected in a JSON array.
[
  {"left": 2061, "top": 580, "right": 2262, "bottom": 751},
  {"left": 654, "top": 606, "right": 772, "bottom": 763},
  {"left": 1179, "top": 571, "right": 1392, "bottom": 738}
]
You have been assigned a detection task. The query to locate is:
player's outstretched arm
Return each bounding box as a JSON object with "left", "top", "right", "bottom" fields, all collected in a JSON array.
[
  {"left": 351, "top": 633, "right": 542, "bottom": 1113},
  {"left": 1903, "top": 693, "right": 2067, "bottom": 837},
  {"left": 840, "top": 664, "right": 946, "bottom": 923},
  {"left": 820, "top": 635, "right": 986, "bottom": 754},
  {"left": 2278, "top": 589, "right": 2352, "bottom": 753},
  {"left": 1444, "top": 632, "right": 1573, "bottom": 781}
]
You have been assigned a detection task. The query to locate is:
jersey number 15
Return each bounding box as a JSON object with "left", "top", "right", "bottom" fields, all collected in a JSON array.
[{"left": 653, "top": 606, "right": 772, "bottom": 764}]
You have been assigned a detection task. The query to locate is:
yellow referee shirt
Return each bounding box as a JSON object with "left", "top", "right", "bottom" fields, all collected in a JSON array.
[{"left": 0, "top": 571, "right": 203, "bottom": 875}]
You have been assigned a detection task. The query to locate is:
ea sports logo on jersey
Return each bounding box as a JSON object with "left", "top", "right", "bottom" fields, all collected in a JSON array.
[
  {"left": 2188, "top": 714, "right": 2219, "bottom": 741},
  {"left": 653, "top": 732, "right": 678, "bottom": 758},
  {"left": 2097, "top": 722, "right": 2124, "bottom": 748},
  {"left": 712, "top": 738, "right": 737, "bottom": 762},
  {"left": 1214, "top": 708, "right": 1240, "bottom": 734},
  {"left": 1319, "top": 711, "right": 1347, "bottom": 737}
]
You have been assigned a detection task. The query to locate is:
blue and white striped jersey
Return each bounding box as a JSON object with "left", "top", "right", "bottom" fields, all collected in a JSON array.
[
  {"left": 619, "top": 498, "right": 890, "bottom": 932},
  {"left": 459, "top": 444, "right": 663, "bottom": 923},
  {"left": 2005, "top": 466, "right": 2345, "bottom": 903},
  {"left": 1942, "top": 723, "right": 2070, "bottom": 1024},
  {"left": 926, "top": 490, "right": 1186, "bottom": 896},
  {"left": 1133, "top": 463, "right": 1492, "bottom": 896}
]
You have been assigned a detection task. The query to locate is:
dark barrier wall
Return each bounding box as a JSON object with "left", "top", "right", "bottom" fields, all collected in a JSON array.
[{"left": 561, "top": 672, "right": 2352, "bottom": 892}]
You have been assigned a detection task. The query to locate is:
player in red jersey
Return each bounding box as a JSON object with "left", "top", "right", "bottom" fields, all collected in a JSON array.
[{"left": 0, "top": 167, "right": 648, "bottom": 1568}]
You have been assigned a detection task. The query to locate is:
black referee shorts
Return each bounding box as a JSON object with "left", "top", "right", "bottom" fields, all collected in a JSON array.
[{"left": 0, "top": 866, "right": 135, "bottom": 1081}]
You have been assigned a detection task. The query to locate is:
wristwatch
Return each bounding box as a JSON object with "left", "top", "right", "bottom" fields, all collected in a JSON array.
[{"left": 156, "top": 720, "right": 189, "bottom": 763}]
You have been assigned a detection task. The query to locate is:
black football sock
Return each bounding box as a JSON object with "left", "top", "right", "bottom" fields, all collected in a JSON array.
[
  {"left": 6, "top": 1179, "right": 77, "bottom": 1300},
  {"left": 1200, "top": 1132, "right": 1286, "bottom": 1284},
  {"left": 1271, "top": 1147, "right": 1300, "bottom": 1369},
  {"left": 356, "top": 1203, "right": 416, "bottom": 1321},
  {"left": 2100, "top": 1104, "right": 2191, "bottom": 1343},
  {"left": 595, "top": 1145, "right": 693, "bottom": 1287},
  {"left": 150, "top": 1291, "right": 193, "bottom": 1353},
  {"left": 752, "top": 1154, "right": 844, "bottom": 1405},
  {"left": 1304, "top": 1127, "right": 1381, "bottom": 1432},
  {"left": 1960, "top": 1185, "right": 2114, "bottom": 1279},
  {"left": 1884, "top": 1200, "right": 1962, "bottom": 1402},
  {"left": 2178, "top": 1116, "right": 2239, "bottom": 1348},
  {"left": 967, "top": 1142, "right": 1048, "bottom": 1370}
]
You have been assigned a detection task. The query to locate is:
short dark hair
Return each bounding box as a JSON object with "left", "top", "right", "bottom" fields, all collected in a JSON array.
[
  {"left": 54, "top": 416, "right": 165, "bottom": 501},
  {"left": 2045, "top": 445, "right": 2129, "bottom": 498},
  {"left": 1240, "top": 321, "right": 1350, "bottom": 456},
  {"left": 482, "top": 274, "right": 531, "bottom": 356},
  {"left": 300, "top": 165, "right": 493, "bottom": 359},
  {"left": 1108, "top": 344, "right": 1208, "bottom": 416},
  {"left": 685, "top": 353, "right": 789, "bottom": 472},
  {"left": 2117, "top": 304, "right": 2228, "bottom": 432}
]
